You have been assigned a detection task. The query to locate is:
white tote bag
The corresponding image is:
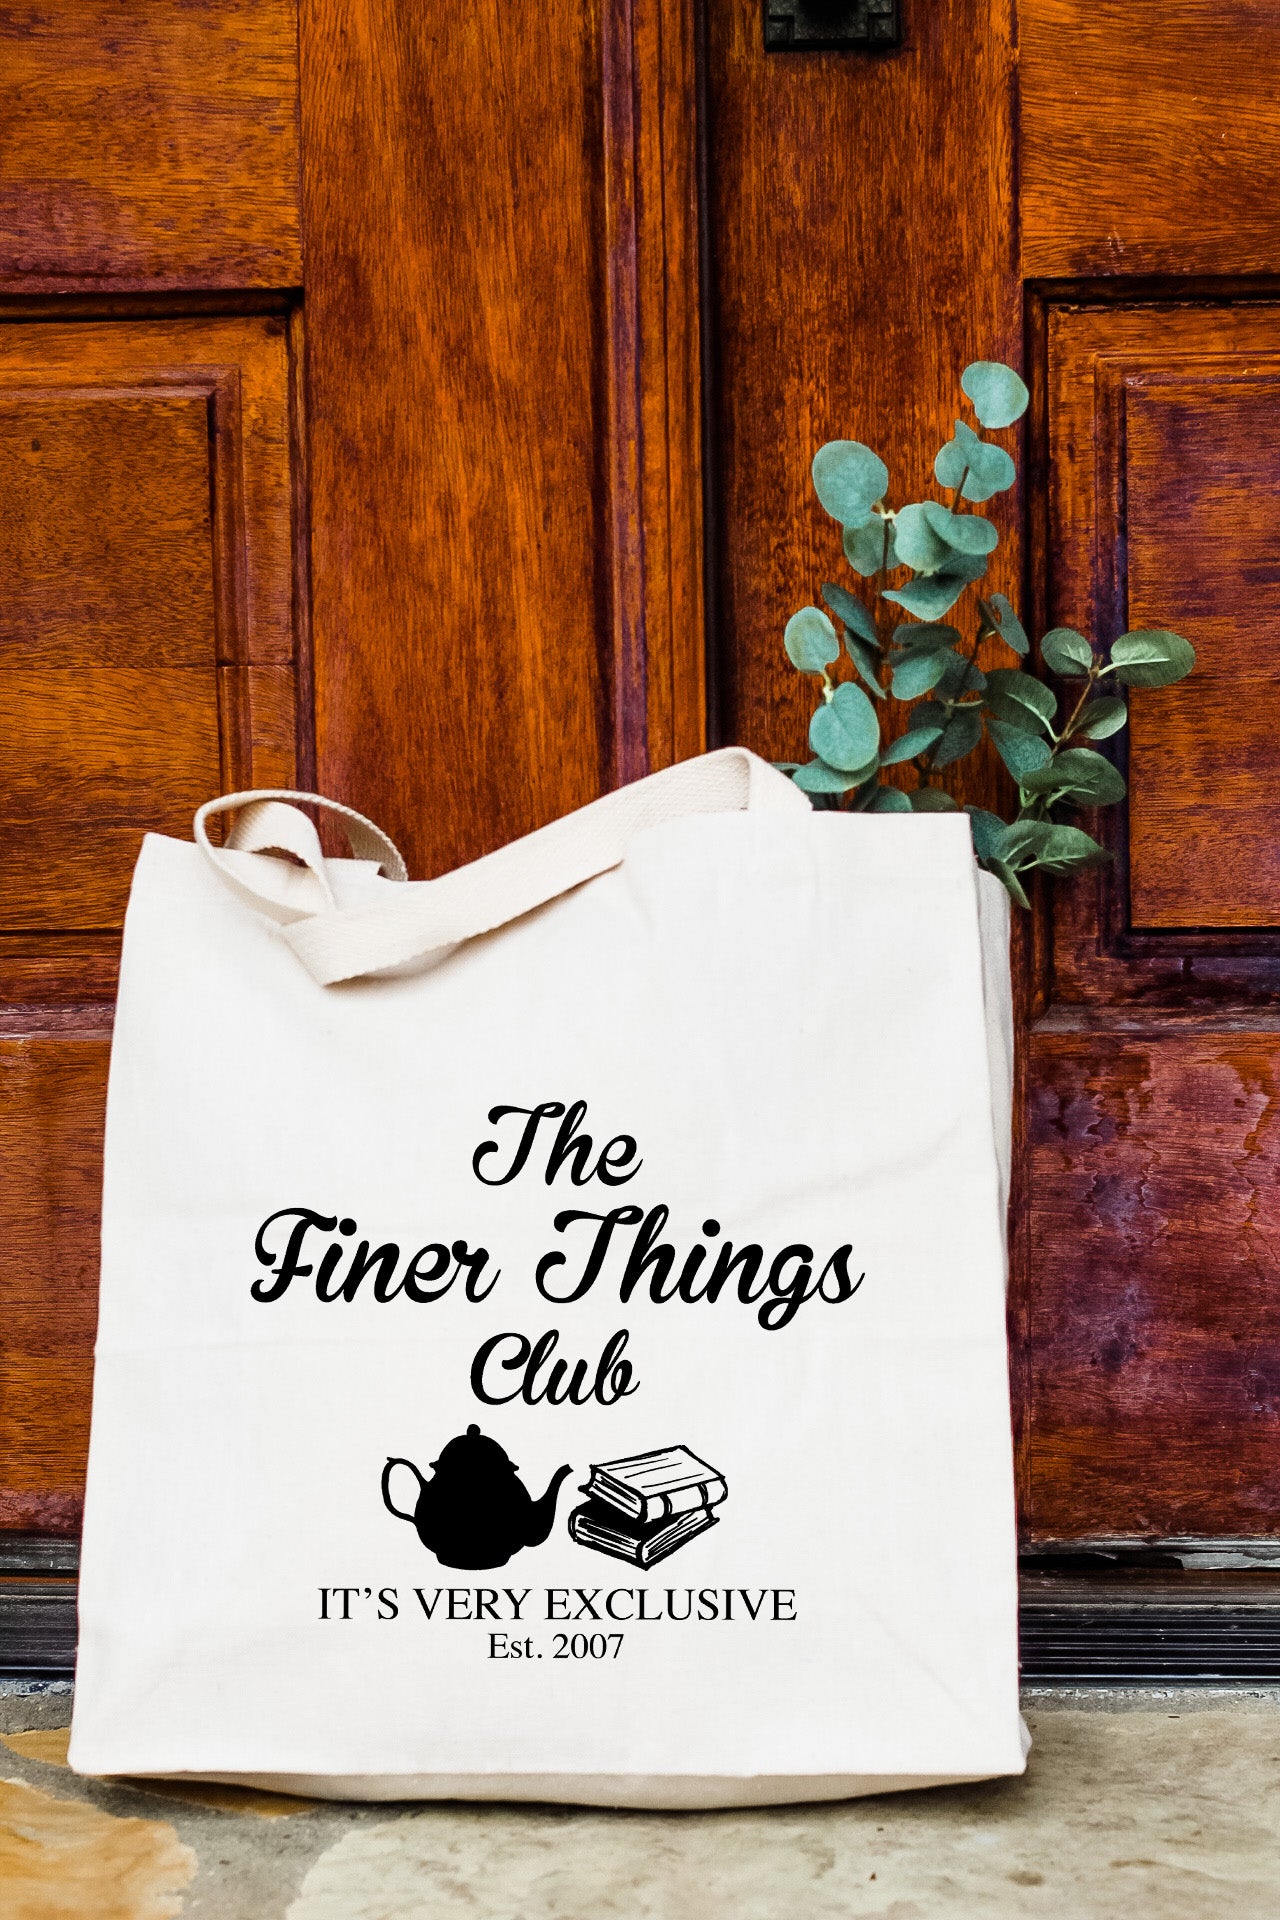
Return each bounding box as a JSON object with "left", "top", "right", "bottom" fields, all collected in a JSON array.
[{"left": 70, "top": 747, "right": 1025, "bottom": 1807}]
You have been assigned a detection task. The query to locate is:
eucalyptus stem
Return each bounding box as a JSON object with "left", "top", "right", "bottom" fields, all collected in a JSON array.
[
  {"left": 1057, "top": 662, "right": 1102, "bottom": 742},
  {"left": 874, "top": 512, "right": 892, "bottom": 666}
]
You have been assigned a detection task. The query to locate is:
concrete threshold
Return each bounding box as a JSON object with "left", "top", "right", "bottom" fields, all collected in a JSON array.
[{"left": 2, "top": 1683, "right": 1278, "bottom": 1918}]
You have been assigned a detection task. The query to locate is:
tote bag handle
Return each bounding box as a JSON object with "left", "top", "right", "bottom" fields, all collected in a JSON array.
[{"left": 194, "top": 747, "right": 810, "bottom": 986}]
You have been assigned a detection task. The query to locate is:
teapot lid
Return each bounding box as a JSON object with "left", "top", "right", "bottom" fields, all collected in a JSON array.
[{"left": 431, "top": 1424, "right": 517, "bottom": 1476}]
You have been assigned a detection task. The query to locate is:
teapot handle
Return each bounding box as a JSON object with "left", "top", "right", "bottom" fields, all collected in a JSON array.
[{"left": 382, "top": 1456, "right": 428, "bottom": 1523}]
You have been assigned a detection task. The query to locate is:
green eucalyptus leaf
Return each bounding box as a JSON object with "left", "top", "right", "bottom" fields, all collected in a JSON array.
[
  {"left": 846, "top": 633, "right": 887, "bottom": 698},
  {"left": 820, "top": 583, "right": 884, "bottom": 696},
  {"left": 1000, "top": 819, "right": 1109, "bottom": 873},
  {"left": 931, "top": 705, "right": 984, "bottom": 768},
  {"left": 809, "top": 680, "right": 881, "bottom": 771},
  {"left": 933, "top": 432, "right": 967, "bottom": 491},
  {"left": 884, "top": 552, "right": 987, "bottom": 620},
  {"left": 821, "top": 581, "right": 878, "bottom": 646},
  {"left": 846, "top": 771, "right": 884, "bottom": 812},
  {"left": 868, "top": 783, "right": 912, "bottom": 814},
  {"left": 920, "top": 500, "right": 1000, "bottom": 557},
  {"left": 934, "top": 419, "right": 1017, "bottom": 502},
  {"left": 843, "top": 516, "right": 897, "bottom": 576},
  {"left": 988, "top": 717, "right": 1054, "bottom": 780},
  {"left": 983, "top": 592, "right": 1028, "bottom": 655},
  {"left": 893, "top": 502, "right": 955, "bottom": 574},
  {"left": 812, "top": 441, "right": 889, "bottom": 529},
  {"left": 1070, "top": 696, "right": 1128, "bottom": 741},
  {"left": 909, "top": 786, "right": 959, "bottom": 812},
  {"left": 1041, "top": 626, "right": 1094, "bottom": 677},
  {"left": 784, "top": 606, "right": 839, "bottom": 675},
  {"left": 961, "top": 361, "right": 1029, "bottom": 429},
  {"left": 946, "top": 551, "right": 990, "bottom": 587},
  {"left": 1040, "top": 824, "right": 1110, "bottom": 871},
  {"left": 880, "top": 723, "right": 945, "bottom": 764},
  {"left": 792, "top": 758, "right": 862, "bottom": 794},
  {"left": 986, "top": 667, "right": 1057, "bottom": 730},
  {"left": 984, "top": 690, "right": 1044, "bottom": 734},
  {"left": 891, "top": 648, "right": 950, "bottom": 701},
  {"left": 982, "top": 856, "right": 1031, "bottom": 910},
  {"left": 965, "top": 806, "right": 1010, "bottom": 862},
  {"left": 1021, "top": 746, "right": 1126, "bottom": 805},
  {"left": 911, "top": 700, "right": 949, "bottom": 732},
  {"left": 891, "top": 622, "right": 961, "bottom": 653},
  {"left": 772, "top": 761, "right": 803, "bottom": 773},
  {"left": 936, "top": 651, "right": 986, "bottom": 699},
  {"left": 1000, "top": 819, "right": 1055, "bottom": 866},
  {"left": 1108, "top": 629, "right": 1196, "bottom": 687}
]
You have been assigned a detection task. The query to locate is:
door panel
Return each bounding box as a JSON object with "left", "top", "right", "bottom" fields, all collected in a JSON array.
[
  {"left": 298, "top": 0, "right": 613, "bottom": 873},
  {"left": 1027, "top": 1018, "right": 1280, "bottom": 1538},
  {"left": 1046, "top": 304, "right": 1280, "bottom": 942},
  {"left": 1020, "top": 0, "right": 1280, "bottom": 279},
  {"left": 0, "top": 0, "right": 301, "bottom": 292},
  {"left": 297, "top": 0, "right": 704, "bottom": 878},
  {"left": 1018, "top": 0, "right": 1280, "bottom": 1544},
  {"left": 0, "top": 316, "right": 300, "bottom": 1534},
  {"left": 0, "top": 1034, "right": 107, "bottom": 1533},
  {"left": 1126, "top": 371, "right": 1280, "bottom": 929},
  {"left": 0, "top": 317, "right": 299, "bottom": 978},
  {"left": 1019, "top": 298, "right": 1280, "bottom": 1540}
]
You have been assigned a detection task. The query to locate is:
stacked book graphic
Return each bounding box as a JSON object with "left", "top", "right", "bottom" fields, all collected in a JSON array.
[{"left": 569, "top": 1444, "right": 728, "bottom": 1567}]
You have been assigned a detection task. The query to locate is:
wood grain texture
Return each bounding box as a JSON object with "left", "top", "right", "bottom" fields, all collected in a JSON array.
[
  {"left": 1, "top": 669, "right": 222, "bottom": 931},
  {"left": 1022, "top": 298, "right": 1280, "bottom": 1539},
  {"left": 0, "top": 0, "right": 708, "bottom": 1540},
  {"left": 1027, "top": 1020, "right": 1280, "bottom": 1537},
  {"left": 0, "top": 316, "right": 297, "bottom": 666},
  {"left": 299, "top": 0, "right": 704, "bottom": 876},
  {"left": 16, "top": 0, "right": 1276, "bottom": 1569},
  {"left": 603, "top": 0, "right": 650, "bottom": 786},
  {"left": 0, "top": 1036, "right": 108, "bottom": 1534},
  {"left": 705, "top": 0, "right": 1019, "bottom": 808},
  {"left": 1127, "top": 374, "right": 1280, "bottom": 927},
  {"left": 0, "top": 0, "right": 301, "bottom": 292},
  {"left": 0, "top": 390, "right": 216, "bottom": 664},
  {"left": 301, "top": 0, "right": 607, "bottom": 872},
  {"left": 0, "top": 317, "right": 297, "bottom": 949},
  {"left": 619, "top": 0, "right": 707, "bottom": 775},
  {"left": 1046, "top": 302, "right": 1280, "bottom": 996},
  {"left": 0, "top": 316, "right": 303, "bottom": 1524},
  {"left": 1020, "top": 0, "right": 1280, "bottom": 280}
]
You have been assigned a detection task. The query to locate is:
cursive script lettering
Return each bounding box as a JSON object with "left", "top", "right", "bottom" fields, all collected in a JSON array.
[
  {"left": 470, "top": 1327, "right": 638, "bottom": 1406},
  {"left": 249, "top": 1100, "right": 867, "bottom": 1406},
  {"left": 535, "top": 1206, "right": 862, "bottom": 1330},
  {"left": 472, "top": 1101, "right": 642, "bottom": 1188},
  {"left": 253, "top": 1207, "right": 498, "bottom": 1305}
]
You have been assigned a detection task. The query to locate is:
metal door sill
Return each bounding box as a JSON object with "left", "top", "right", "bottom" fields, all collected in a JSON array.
[{"left": 8, "top": 1544, "right": 1280, "bottom": 1685}]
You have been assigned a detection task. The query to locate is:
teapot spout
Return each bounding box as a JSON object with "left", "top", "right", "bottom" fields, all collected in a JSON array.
[{"left": 525, "top": 1464, "right": 573, "bottom": 1547}]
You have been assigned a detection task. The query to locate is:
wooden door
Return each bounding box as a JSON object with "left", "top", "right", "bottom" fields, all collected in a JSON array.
[
  {"left": 0, "top": 0, "right": 705, "bottom": 1590},
  {"left": 704, "top": 0, "right": 1280, "bottom": 1558},
  {"left": 2, "top": 0, "right": 1278, "bottom": 1653}
]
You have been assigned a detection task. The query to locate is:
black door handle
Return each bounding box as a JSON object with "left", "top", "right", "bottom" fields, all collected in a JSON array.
[{"left": 764, "top": 0, "right": 901, "bottom": 51}]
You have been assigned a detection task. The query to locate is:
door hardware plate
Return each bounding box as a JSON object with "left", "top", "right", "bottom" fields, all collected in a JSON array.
[{"left": 764, "top": 0, "right": 901, "bottom": 51}]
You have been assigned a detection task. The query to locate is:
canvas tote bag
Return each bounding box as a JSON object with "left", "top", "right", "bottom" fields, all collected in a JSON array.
[{"left": 69, "top": 747, "right": 1025, "bottom": 1807}]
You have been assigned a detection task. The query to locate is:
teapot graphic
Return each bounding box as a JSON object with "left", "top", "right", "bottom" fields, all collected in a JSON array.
[{"left": 381, "top": 1426, "right": 573, "bottom": 1569}]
